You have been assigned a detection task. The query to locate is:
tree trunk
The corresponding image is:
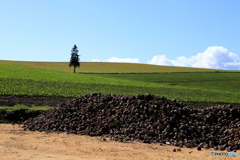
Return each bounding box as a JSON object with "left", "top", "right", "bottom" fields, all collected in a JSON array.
[{"left": 74, "top": 67, "right": 76, "bottom": 73}]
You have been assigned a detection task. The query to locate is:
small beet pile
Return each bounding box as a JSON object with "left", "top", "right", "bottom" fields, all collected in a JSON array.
[{"left": 23, "top": 93, "right": 240, "bottom": 151}]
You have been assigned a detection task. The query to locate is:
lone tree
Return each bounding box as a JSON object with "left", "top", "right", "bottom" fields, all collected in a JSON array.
[{"left": 69, "top": 44, "right": 80, "bottom": 73}]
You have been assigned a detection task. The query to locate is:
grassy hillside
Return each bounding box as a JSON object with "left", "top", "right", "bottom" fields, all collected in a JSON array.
[
  {"left": 0, "top": 60, "right": 237, "bottom": 73},
  {"left": 0, "top": 62, "right": 240, "bottom": 104}
]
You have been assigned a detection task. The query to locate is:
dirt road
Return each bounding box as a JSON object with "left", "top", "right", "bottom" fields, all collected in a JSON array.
[{"left": 0, "top": 124, "right": 238, "bottom": 160}]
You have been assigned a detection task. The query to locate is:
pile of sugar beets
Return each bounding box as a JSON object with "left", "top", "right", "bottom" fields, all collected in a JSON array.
[{"left": 23, "top": 93, "right": 240, "bottom": 151}]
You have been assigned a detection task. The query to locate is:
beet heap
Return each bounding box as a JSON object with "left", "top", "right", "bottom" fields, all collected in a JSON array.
[{"left": 23, "top": 93, "right": 240, "bottom": 151}]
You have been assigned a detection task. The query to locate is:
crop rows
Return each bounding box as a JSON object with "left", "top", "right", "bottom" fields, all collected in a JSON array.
[
  {"left": 1, "top": 63, "right": 240, "bottom": 104},
  {"left": 1, "top": 77, "right": 240, "bottom": 103},
  {"left": 99, "top": 72, "right": 240, "bottom": 93}
]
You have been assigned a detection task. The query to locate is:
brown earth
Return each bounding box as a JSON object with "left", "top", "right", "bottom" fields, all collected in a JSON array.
[
  {"left": 0, "top": 96, "right": 71, "bottom": 107},
  {"left": 1, "top": 96, "right": 240, "bottom": 159},
  {"left": 1, "top": 95, "right": 240, "bottom": 109},
  {"left": 0, "top": 124, "right": 239, "bottom": 160}
]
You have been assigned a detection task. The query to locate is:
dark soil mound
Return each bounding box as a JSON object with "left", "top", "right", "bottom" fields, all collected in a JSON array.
[{"left": 23, "top": 93, "right": 240, "bottom": 151}]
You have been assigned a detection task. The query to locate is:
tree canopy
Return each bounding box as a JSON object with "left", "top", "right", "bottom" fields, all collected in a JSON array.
[{"left": 69, "top": 45, "right": 80, "bottom": 73}]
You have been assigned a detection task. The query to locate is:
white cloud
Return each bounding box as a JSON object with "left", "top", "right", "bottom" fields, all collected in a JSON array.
[
  {"left": 90, "top": 57, "right": 139, "bottom": 63},
  {"left": 148, "top": 46, "right": 240, "bottom": 70},
  {"left": 147, "top": 55, "right": 174, "bottom": 66}
]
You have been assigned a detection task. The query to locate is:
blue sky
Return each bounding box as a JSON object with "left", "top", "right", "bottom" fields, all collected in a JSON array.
[{"left": 1, "top": 0, "right": 240, "bottom": 70}]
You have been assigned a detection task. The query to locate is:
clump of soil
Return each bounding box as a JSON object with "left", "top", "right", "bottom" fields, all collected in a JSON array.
[{"left": 23, "top": 93, "right": 240, "bottom": 151}]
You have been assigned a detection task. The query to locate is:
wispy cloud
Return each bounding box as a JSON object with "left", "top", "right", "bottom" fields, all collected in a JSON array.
[{"left": 148, "top": 46, "right": 240, "bottom": 70}]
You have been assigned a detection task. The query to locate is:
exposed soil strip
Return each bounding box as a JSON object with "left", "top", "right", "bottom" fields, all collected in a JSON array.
[{"left": 1, "top": 95, "right": 240, "bottom": 109}]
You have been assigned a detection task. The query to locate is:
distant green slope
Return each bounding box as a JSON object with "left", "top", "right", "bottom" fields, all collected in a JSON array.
[{"left": 1, "top": 60, "right": 237, "bottom": 73}]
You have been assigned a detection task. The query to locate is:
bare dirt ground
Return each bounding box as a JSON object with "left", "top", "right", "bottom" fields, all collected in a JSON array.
[
  {"left": 0, "top": 96, "right": 239, "bottom": 159},
  {"left": 0, "top": 124, "right": 238, "bottom": 160},
  {"left": 1, "top": 95, "right": 240, "bottom": 109},
  {"left": 0, "top": 96, "right": 71, "bottom": 107}
]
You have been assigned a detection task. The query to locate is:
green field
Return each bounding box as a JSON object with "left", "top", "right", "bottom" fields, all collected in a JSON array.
[
  {"left": 0, "top": 61, "right": 240, "bottom": 104},
  {"left": 100, "top": 72, "right": 240, "bottom": 92},
  {"left": 0, "top": 60, "right": 235, "bottom": 73}
]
